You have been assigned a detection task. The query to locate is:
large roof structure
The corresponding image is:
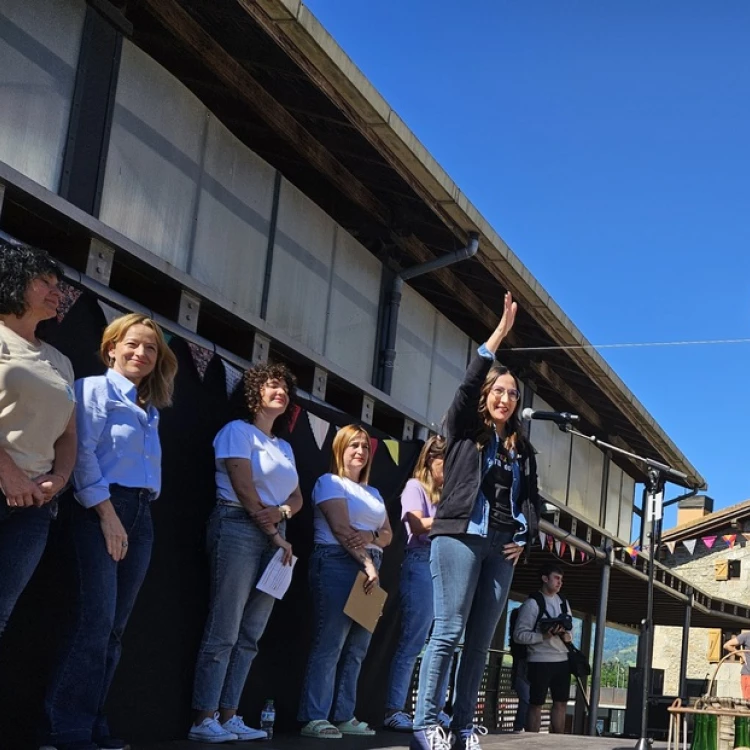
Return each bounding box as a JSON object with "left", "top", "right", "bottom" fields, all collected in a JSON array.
[{"left": 120, "top": 0, "right": 703, "bottom": 489}]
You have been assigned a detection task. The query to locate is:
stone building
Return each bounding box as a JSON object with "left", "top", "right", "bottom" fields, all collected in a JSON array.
[{"left": 653, "top": 496, "right": 750, "bottom": 697}]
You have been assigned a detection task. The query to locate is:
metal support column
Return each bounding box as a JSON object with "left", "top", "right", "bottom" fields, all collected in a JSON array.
[
  {"left": 574, "top": 614, "right": 593, "bottom": 734},
  {"left": 678, "top": 589, "right": 693, "bottom": 700},
  {"left": 587, "top": 546, "right": 613, "bottom": 735}
]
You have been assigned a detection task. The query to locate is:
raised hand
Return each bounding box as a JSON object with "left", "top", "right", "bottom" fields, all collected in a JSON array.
[{"left": 486, "top": 292, "right": 518, "bottom": 354}]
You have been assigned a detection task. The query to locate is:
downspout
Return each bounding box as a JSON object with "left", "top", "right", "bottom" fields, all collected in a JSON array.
[{"left": 380, "top": 231, "right": 480, "bottom": 395}]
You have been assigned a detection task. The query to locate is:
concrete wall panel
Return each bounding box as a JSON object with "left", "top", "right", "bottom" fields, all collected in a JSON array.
[
  {"left": 391, "top": 285, "right": 436, "bottom": 417},
  {"left": 619, "top": 473, "right": 635, "bottom": 542},
  {"left": 531, "top": 394, "right": 571, "bottom": 506},
  {"left": 605, "top": 462, "right": 624, "bottom": 536},
  {"left": 324, "top": 230, "right": 381, "bottom": 382},
  {"left": 190, "top": 116, "right": 275, "bottom": 316},
  {"left": 427, "top": 314, "right": 469, "bottom": 429},
  {"left": 568, "top": 437, "right": 604, "bottom": 519},
  {"left": 99, "top": 42, "right": 206, "bottom": 269},
  {"left": 0, "top": 0, "right": 85, "bottom": 190},
  {"left": 266, "top": 179, "right": 335, "bottom": 353}
]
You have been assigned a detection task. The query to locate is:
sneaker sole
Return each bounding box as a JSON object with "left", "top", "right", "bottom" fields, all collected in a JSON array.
[{"left": 187, "top": 733, "right": 238, "bottom": 743}]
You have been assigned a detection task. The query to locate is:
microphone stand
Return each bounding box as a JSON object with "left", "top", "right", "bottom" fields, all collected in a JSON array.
[{"left": 559, "top": 423, "right": 690, "bottom": 750}]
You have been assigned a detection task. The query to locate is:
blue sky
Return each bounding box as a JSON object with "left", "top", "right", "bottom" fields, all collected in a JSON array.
[{"left": 304, "top": 0, "right": 750, "bottom": 524}]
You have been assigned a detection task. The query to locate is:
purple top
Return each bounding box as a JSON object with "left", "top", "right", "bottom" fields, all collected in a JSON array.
[{"left": 401, "top": 478, "right": 438, "bottom": 548}]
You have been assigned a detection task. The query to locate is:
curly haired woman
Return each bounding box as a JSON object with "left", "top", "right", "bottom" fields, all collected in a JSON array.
[{"left": 189, "top": 362, "right": 302, "bottom": 743}]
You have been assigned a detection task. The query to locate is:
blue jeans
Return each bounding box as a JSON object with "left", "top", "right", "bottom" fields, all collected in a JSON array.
[
  {"left": 44, "top": 486, "right": 154, "bottom": 745},
  {"left": 192, "top": 504, "right": 280, "bottom": 710},
  {"left": 414, "top": 530, "right": 515, "bottom": 730},
  {"left": 0, "top": 497, "right": 54, "bottom": 637},
  {"left": 385, "top": 547, "right": 450, "bottom": 713},
  {"left": 298, "top": 544, "right": 383, "bottom": 723}
]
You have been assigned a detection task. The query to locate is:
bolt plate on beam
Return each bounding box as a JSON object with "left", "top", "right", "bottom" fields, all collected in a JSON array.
[
  {"left": 86, "top": 239, "right": 114, "bottom": 286},
  {"left": 178, "top": 290, "right": 200, "bottom": 333},
  {"left": 361, "top": 395, "right": 374, "bottom": 425},
  {"left": 252, "top": 333, "right": 270, "bottom": 366}
]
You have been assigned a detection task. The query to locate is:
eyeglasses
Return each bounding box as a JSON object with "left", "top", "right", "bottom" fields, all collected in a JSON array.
[{"left": 489, "top": 386, "right": 521, "bottom": 402}]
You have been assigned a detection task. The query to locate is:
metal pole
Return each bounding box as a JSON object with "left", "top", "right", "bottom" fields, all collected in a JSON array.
[
  {"left": 678, "top": 589, "right": 693, "bottom": 700},
  {"left": 587, "top": 546, "right": 612, "bottom": 736}
]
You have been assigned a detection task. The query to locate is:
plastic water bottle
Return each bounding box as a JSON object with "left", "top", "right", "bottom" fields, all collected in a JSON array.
[{"left": 260, "top": 698, "right": 275, "bottom": 740}]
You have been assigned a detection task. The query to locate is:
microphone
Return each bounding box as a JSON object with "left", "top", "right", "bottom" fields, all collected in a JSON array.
[{"left": 521, "top": 407, "right": 580, "bottom": 425}]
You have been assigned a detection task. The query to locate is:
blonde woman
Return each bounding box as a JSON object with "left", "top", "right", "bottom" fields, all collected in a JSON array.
[
  {"left": 44, "top": 313, "right": 177, "bottom": 750},
  {"left": 384, "top": 436, "right": 451, "bottom": 732},
  {"left": 298, "top": 424, "right": 393, "bottom": 739}
]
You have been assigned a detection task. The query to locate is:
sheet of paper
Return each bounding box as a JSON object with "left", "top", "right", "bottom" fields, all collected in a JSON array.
[
  {"left": 343, "top": 571, "right": 387, "bottom": 633},
  {"left": 256, "top": 548, "right": 298, "bottom": 600}
]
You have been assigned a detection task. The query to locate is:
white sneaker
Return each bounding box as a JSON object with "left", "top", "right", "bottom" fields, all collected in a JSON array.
[
  {"left": 459, "top": 725, "right": 488, "bottom": 750},
  {"left": 188, "top": 713, "right": 239, "bottom": 743},
  {"left": 222, "top": 715, "right": 267, "bottom": 741}
]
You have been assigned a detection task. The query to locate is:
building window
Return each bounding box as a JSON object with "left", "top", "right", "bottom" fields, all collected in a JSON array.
[{"left": 715, "top": 560, "right": 742, "bottom": 581}]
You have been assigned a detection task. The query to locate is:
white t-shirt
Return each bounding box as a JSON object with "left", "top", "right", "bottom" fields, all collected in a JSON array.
[
  {"left": 313, "top": 473, "right": 387, "bottom": 547},
  {"left": 214, "top": 420, "right": 298, "bottom": 507},
  {"left": 0, "top": 322, "right": 75, "bottom": 478}
]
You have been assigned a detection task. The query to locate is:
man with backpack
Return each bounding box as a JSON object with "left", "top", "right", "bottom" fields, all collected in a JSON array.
[{"left": 512, "top": 562, "right": 573, "bottom": 733}]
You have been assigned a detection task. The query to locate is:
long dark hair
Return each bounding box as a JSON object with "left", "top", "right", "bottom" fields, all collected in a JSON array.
[{"left": 475, "top": 364, "right": 526, "bottom": 455}]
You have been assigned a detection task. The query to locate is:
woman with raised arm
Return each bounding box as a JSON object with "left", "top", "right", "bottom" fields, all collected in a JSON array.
[
  {"left": 43, "top": 313, "right": 177, "bottom": 750},
  {"left": 298, "top": 424, "right": 393, "bottom": 739},
  {"left": 411, "top": 293, "right": 540, "bottom": 750},
  {"left": 0, "top": 242, "right": 76, "bottom": 640},
  {"left": 384, "top": 436, "right": 451, "bottom": 732},
  {"left": 189, "top": 362, "right": 302, "bottom": 744}
]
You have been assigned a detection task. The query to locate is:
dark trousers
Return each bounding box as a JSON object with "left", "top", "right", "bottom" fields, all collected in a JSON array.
[
  {"left": 0, "top": 495, "right": 53, "bottom": 637},
  {"left": 43, "top": 486, "right": 154, "bottom": 746}
]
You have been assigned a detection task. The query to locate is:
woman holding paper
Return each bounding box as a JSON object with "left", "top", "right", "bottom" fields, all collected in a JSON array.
[
  {"left": 411, "top": 293, "right": 541, "bottom": 750},
  {"left": 298, "top": 424, "right": 392, "bottom": 739},
  {"left": 189, "top": 362, "right": 302, "bottom": 744}
]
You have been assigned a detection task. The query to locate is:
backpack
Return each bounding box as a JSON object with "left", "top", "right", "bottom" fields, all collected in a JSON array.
[{"left": 509, "top": 591, "right": 570, "bottom": 662}]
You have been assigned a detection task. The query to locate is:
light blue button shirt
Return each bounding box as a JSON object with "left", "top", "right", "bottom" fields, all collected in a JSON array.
[{"left": 73, "top": 368, "right": 162, "bottom": 508}]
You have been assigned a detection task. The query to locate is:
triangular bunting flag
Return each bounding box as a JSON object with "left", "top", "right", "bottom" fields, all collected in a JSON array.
[
  {"left": 188, "top": 342, "right": 212, "bottom": 379},
  {"left": 539, "top": 531, "right": 547, "bottom": 549},
  {"left": 370, "top": 438, "right": 379, "bottom": 457},
  {"left": 570, "top": 544, "right": 576, "bottom": 562},
  {"left": 98, "top": 300, "right": 123, "bottom": 325},
  {"left": 56, "top": 281, "right": 82, "bottom": 322},
  {"left": 287, "top": 404, "right": 301, "bottom": 434},
  {"left": 559, "top": 542, "right": 567, "bottom": 558},
  {"left": 666, "top": 541, "right": 676, "bottom": 555},
  {"left": 723, "top": 534, "right": 737, "bottom": 549},
  {"left": 547, "top": 534, "right": 554, "bottom": 550},
  {"left": 383, "top": 439, "right": 400, "bottom": 466},
  {"left": 223, "top": 361, "right": 243, "bottom": 399},
  {"left": 625, "top": 545, "right": 639, "bottom": 560},
  {"left": 554, "top": 540, "right": 562, "bottom": 555},
  {"left": 744, "top": 533, "right": 750, "bottom": 543},
  {"left": 307, "top": 413, "right": 330, "bottom": 450},
  {"left": 703, "top": 535, "right": 717, "bottom": 550},
  {"left": 683, "top": 539, "right": 697, "bottom": 555}
]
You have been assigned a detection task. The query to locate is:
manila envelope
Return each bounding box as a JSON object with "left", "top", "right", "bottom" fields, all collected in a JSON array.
[{"left": 343, "top": 571, "right": 388, "bottom": 633}]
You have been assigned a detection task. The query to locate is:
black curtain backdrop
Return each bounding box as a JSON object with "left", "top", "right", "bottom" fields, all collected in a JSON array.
[{"left": 0, "top": 291, "right": 422, "bottom": 749}]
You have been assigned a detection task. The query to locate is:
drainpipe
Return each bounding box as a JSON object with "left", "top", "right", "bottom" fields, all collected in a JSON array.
[{"left": 380, "top": 231, "right": 480, "bottom": 395}]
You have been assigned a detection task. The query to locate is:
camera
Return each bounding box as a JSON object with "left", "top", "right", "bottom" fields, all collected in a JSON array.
[{"left": 538, "top": 613, "right": 573, "bottom": 633}]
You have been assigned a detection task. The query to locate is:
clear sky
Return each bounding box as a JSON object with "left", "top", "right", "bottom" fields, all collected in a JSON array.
[{"left": 304, "top": 0, "right": 750, "bottom": 525}]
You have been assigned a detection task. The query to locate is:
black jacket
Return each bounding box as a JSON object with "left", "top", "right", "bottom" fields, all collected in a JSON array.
[{"left": 431, "top": 350, "right": 541, "bottom": 554}]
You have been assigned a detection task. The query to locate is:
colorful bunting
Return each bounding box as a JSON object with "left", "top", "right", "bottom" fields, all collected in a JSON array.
[
  {"left": 665, "top": 541, "right": 676, "bottom": 555},
  {"left": 570, "top": 544, "right": 576, "bottom": 562},
  {"left": 554, "top": 540, "right": 562, "bottom": 555},
  {"left": 625, "top": 545, "right": 639, "bottom": 560},
  {"left": 370, "top": 438, "right": 379, "bottom": 457},
  {"left": 287, "top": 404, "right": 301, "bottom": 434},
  {"left": 703, "top": 536, "right": 717, "bottom": 550},
  {"left": 683, "top": 539, "right": 697, "bottom": 555},
  {"left": 723, "top": 534, "right": 737, "bottom": 549},
  {"left": 55, "top": 281, "right": 82, "bottom": 322},
  {"left": 539, "top": 531, "right": 547, "bottom": 549},
  {"left": 188, "top": 342, "right": 212, "bottom": 379},
  {"left": 223, "top": 361, "right": 243, "bottom": 399},
  {"left": 383, "top": 439, "right": 400, "bottom": 466},
  {"left": 307, "top": 413, "right": 330, "bottom": 450},
  {"left": 559, "top": 542, "right": 567, "bottom": 558},
  {"left": 547, "top": 534, "right": 554, "bottom": 551}
]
